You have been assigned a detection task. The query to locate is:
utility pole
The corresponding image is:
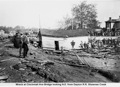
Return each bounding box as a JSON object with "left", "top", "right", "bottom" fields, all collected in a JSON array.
[
  {"left": 71, "top": 10, "right": 74, "bottom": 30},
  {"left": 38, "top": 15, "right": 42, "bottom": 48},
  {"left": 39, "top": 15, "right": 41, "bottom": 30},
  {"left": 72, "top": 17, "right": 74, "bottom": 30}
]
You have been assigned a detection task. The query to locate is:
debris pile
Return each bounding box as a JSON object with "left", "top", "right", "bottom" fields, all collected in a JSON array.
[{"left": 1, "top": 39, "right": 120, "bottom": 82}]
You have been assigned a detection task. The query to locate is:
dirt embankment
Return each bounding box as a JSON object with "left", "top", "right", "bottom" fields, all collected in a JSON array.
[{"left": 0, "top": 41, "right": 118, "bottom": 82}]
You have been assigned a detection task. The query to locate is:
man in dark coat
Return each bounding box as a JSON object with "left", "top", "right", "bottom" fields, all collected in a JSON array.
[
  {"left": 22, "top": 33, "right": 29, "bottom": 58},
  {"left": 19, "top": 33, "right": 23, "bottom": 57},
  {"left": 12, "top": 32, "right": 21, "bottom": 48},
  {"left": 71, "top": 40, "right": 75, "bottom": 49}
]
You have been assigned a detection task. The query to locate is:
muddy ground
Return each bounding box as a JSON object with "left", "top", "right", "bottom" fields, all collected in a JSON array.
[{"left": 0, "top": 40, "right": 119, "bottom": 83}]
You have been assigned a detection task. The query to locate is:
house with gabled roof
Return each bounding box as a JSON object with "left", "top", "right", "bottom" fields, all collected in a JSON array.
[
  {"left": 40, "top": 29, "right": 93, "bottom": 50},
  {"left": 105, "top": 16, "right": 120, "bottom": 36},
  {"left": 39, "top": 28, "right": 117, "bottom": 50}
]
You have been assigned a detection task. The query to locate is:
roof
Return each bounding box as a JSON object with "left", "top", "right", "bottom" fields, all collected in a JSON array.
[
  {"left": 41, "top": 29, "right": 93, "bottom": 37},
  {"left": 106, "top": 19, "right": 120, "bottom": 23}
]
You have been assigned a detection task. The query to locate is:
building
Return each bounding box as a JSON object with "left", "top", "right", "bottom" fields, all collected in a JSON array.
[
  {"left": 106, "top": 16, "right": 120, "bottom": 30},
  {"left": 105, "top": 16, "right": 120, "bottom": 36},
  {"left": 41, "top": 29, "right": 116, "bottom": 50},
  {"left": 40, "top": 29, "right": 89, "bottom": 50},
  {"left": 42, "top": 35, "right": 90, "bottom": 50}
]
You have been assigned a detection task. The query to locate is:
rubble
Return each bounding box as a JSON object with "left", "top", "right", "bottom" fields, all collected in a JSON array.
[
  {"left": 0, "top": 75, "right": 9, "bottom": 80},
  {"left": 98, "top": 70, "right": 120, "bottom": 82},
  {"left": 29, "top": 52, "right": 36, "bottom": 56},
  {"left": 0, "top": 72, "right": 9, "bottom": 82},
  {"left": 1, "top": 39, "right": 120, "bottom": 82},
  {"left": 12, "top": 63, "right": 27, "bottom": 71},
  {"left": 41, "top": 60, "right": 54, "bottom": 66},
  {"left": 0, "top": 51, "right": 9, "bottom": 57}
]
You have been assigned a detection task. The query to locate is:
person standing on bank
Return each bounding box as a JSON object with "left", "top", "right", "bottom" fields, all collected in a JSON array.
[
  {"left": 19, "top": 33, "right": 23, "bottom": 57},
  {"left": 71, "top": 40, "right": 75, "bottom": 49},
  {"left": 22, "top": 33, "right": 29, "bottom": 58}
]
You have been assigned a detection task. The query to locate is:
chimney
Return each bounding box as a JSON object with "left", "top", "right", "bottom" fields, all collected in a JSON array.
[{"left": 109, "top": 17, "right": 111, "bottom": 20}]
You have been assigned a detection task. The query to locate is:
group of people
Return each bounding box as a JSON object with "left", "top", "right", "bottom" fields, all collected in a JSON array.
[
  {"left": 102, "top": 38, "right": 120, "bottom": 48},
  {"left": 79, "top": 41, "right": 90, "bottom": 50},
  {"left": 79, "top": 41, "right": 98, "bottom": 50},
  {"left": 88, "top": 29, "right": 120, "bottom": 37},
  {"left": 12, "top": 32, "right": 29, "bottom": 58},
  {"left": 79, "top": 38, "right": 120, "bottom": 51},
  {"left": 12, "top": 30, "right": 42, "bottom": 58}
]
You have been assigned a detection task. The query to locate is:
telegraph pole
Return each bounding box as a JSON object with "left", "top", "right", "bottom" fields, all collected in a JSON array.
[
  {"left": 72, "top": 17, "right": 73, "bottom": 30},
  {"left": 71, "top": 13, "right": 74, "bottom": 30},
  {"left": 38, "top": 15, "right": 42, "bottom": 48},
  {"left": 39, "top": 15, "right": 41, "bottom": 30}
]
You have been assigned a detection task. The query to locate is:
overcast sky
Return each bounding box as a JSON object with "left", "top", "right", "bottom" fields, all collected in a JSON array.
[{"left": 0, "top": 0, "right": 119, "bottom": 29}]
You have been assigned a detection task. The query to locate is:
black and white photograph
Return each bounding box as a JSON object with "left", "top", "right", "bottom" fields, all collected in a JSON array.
[{"left": 0, "top": 0, "right": 120, "bottom": 86}]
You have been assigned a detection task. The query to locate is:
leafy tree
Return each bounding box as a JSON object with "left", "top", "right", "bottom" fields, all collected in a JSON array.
[
  {"left": 59, "top": 1, "right": 100, "bottom": 29},
  {"left": 14, "top": 25, "right": 25, "bottom": 30},
  {"left": 87, "top": 19, "right": 101, "bottom": 29},
  {"left": 72, "top": 1, "right": 99, "bottom": 29},
  {"left": 0, "top": 26, "right": 13, "bottom": 33}
]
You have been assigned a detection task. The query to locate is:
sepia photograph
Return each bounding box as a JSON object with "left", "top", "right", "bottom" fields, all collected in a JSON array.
[{"left": 0, "top": 0, "right": 120, "bottom": 86}]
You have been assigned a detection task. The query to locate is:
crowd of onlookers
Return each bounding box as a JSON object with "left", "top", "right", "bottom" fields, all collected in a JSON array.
[
  {"left": 79, "top": 37, "right": 120, "bottom": 50},
  {"left": 11, "top": 30, "right": 42, "bottom": 58},
  {"left": 88, "top": 29, "right": 120, "bottom": 36},
  {"left": 11, "top": 32, "right": 29, "bottom": 58}
]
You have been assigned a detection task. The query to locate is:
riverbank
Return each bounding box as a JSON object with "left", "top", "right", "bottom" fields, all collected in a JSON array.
[{"left": 0, "top": 40, "right": 112, "bottom": 82}]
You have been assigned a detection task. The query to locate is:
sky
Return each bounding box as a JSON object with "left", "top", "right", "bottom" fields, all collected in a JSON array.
[{"left": 0, "top": 0, "right": 120, "bottom": 29}]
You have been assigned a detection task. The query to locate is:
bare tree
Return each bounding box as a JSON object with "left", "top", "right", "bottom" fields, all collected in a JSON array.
[{"left": 58, "top": 15, "right": 72, "bottom": 29}]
